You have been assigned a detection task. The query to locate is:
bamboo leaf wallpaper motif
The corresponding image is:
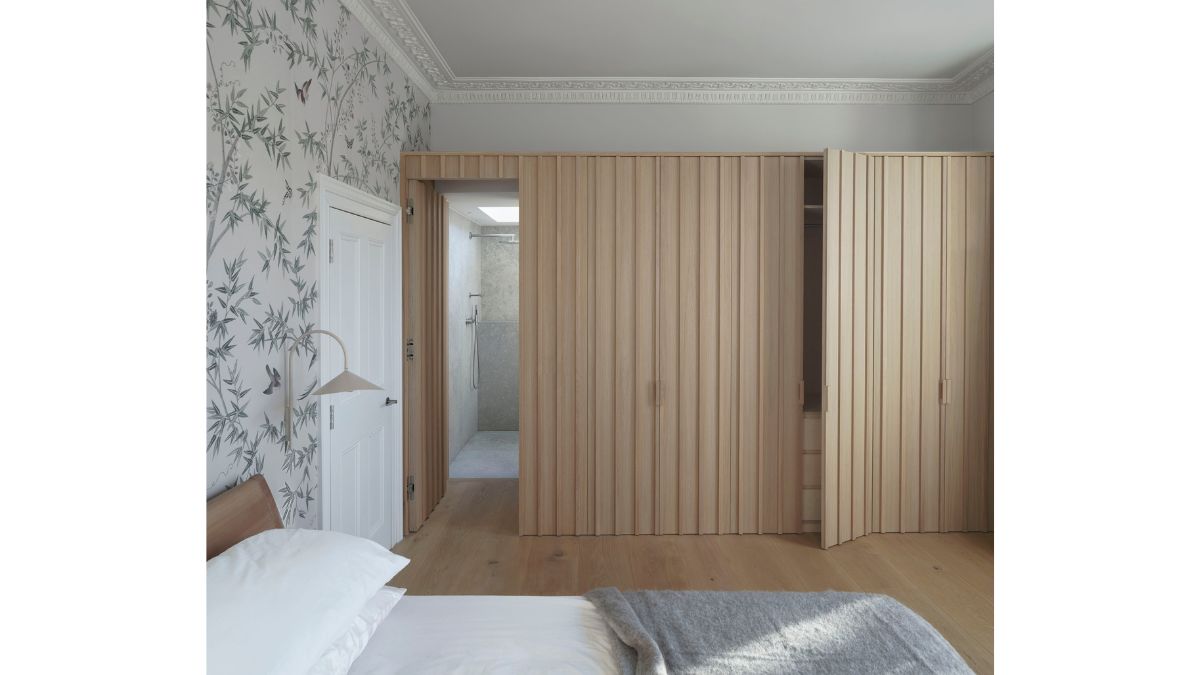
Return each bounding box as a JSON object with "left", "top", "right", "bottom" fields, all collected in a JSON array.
[{"left": 206, "top": 0, "right": 430, "bottom": 525}]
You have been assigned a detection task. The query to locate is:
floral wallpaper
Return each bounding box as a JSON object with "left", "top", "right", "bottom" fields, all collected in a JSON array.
[{"left": 206, "top": 0, "right": 430, "bottom": 526}]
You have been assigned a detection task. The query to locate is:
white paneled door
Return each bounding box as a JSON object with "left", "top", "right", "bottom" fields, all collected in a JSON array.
[{"left": 324, "top": 202, "right": 398, "bottom": 549}]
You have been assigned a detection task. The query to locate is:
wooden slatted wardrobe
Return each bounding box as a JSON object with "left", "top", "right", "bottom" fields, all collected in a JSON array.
[{"left": 399, "top": 151, "right": 992, "bottom": 547}]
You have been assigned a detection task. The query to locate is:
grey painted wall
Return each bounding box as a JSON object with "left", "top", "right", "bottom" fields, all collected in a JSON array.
[
  {"left": 448, "top": 211, "right": 481, "bottom": 461},
  {"left": 972, "top": 92, "right": 994, "bottom": 150},
  {"left": 478, "top": 225, "right": 519, "bottom": 430},
  {"left": 432, "top": 101, "right": 991, "bottom": 153}
]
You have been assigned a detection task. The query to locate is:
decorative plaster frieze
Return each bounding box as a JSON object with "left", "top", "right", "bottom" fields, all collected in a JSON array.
[{"left": 344, "top": 0, "right": 994, "bottom": 105}]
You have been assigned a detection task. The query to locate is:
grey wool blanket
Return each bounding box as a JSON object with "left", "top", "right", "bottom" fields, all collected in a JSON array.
[{"left": 585, "top": 588, "right": 973, "bottom": 675}]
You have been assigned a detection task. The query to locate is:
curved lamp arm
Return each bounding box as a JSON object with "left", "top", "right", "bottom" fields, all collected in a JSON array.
[{"left": 283, "top": 328, "right": 380, "bottom": 449}]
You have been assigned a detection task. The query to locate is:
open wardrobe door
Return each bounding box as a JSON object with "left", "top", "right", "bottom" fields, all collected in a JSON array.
[
  {"left": 402, "top": 179, "right": 449, "bottom": 533},
  {"left": 821, "top": 149, "right": 871, "bottom": 549}
]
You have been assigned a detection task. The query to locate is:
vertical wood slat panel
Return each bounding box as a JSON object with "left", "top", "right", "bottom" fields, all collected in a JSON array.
[
  {"left": 502, "top": 155, "right": 520, "bottom": 178},
  {"left": 698, "top": 156, "right": 720, "bottom": 534},
  {"left": 657, "top": 156, "right": 680, "bottom": 534},
  {"left": 678, "top": 157, "right": 700, "bottom": 534},
  {"left": 851, "top": 153, "right": 868, "bottom": 539},
  {"left": 837, "top": 152, "right": 854, "bottom": 542},
  {"left": 866, "top": 157, "right": 879, "bottom": 535},
  {"left": 821, "top": 150, "right": 841, "bottom": 549},
  {"left": 901, "top": 157, "right": 923, "bottom": 532},
  {"left": 920, "top": 157, "right": 944, "bottom": 532},
  {"left": 593, "top": 156, "right": 616, "bottom": 535},
  {"left": 964, "top": 156, "right": 989, "bottom": 532},
  {"left": 880, "top": 156, "right": 904, "bottom": 533},
  {"left": 738, "top": 156, "right": 761, "bottom": 533},
  {"left": 575, "top": 158, "right": 593, "bottom": 535},
  {"left": 780, "top": 156, "right": 803, "bottom": 534},
  {"left": 479, "top": 154, "right": 497, "bottom": 178},
  {"left": 718, "top": 157, "right": 739, "bottom": 534},
  {"left": 585, "top": 157, "right": 597, "bottom": 533},
  {"left": 518, "top": 158, "right": 539, "bottom": 535},
  {"left": 462, "top": 154, "right": 479, "bottom": 178},
  {"left": 556, "top": 157, "right": 577, "bottom": 535},
  {"left": 986, "top": 156, "right": 994, "bottom": 533},
  {"left": 759, "top": 156, "right": 782, "bottom": 534},
  {"left": 942, "top": 156, "right": 967, "bottom": 532},
  {"left": 436, "top": 194, "right": 447, "bottom": 506},
  {"left": 634, "top": 157, "right": 657, "bottom": 535},
  {"left": 537, "top": 157, "right": 558, "bottom": 534},
  {"left": 403, "top": 179, "right": 426, "bottom": 532},
  {"left": 615, "top": 157, "right": 636, "bottom": 534}
]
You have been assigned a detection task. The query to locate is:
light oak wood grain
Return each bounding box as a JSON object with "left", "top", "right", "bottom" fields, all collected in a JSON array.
[
  {"left": 206, "top": 475, "right": 282, "bottom": 560},
  {"left": 820, "top": 151, "right": 992, "bottom": 547},
  {"left": 391, "top": 478, "right": 994, "bottom": 674},
  {"left": 399, "top": 152, "right": 990, "bottom": 540}
]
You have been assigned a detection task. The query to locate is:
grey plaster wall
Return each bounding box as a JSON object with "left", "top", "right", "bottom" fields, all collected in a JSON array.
[
  {"left": 448, "top": 211, "right": 481, "bottom": 461},
  {"left": 478, "top": 225, "right": 519, "bottom": 430}
]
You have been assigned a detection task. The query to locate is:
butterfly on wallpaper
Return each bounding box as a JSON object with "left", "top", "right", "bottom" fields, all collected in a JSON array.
[
  {"left": 344, "top": 136, "right": 354, "bottom": 150},
  {"left": 294, "top": 79, "right": 312, "bottom": 104},
  {"left": 282, "top": 179, "right": 292, "bottom": 205},
  {"left": 263, "top": 365, "right": 282, "bottom": 395}
]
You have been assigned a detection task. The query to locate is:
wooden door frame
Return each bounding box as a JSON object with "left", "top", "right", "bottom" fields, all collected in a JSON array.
[
  {"left": 400, "top": 155, "right": 523, "bottom": 533},
  {"left": 316, "top": 174, "right": 404, "bottom": 546}
]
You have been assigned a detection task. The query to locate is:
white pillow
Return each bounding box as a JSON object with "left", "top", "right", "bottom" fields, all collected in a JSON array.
[
  {"left": 308, "top": 587, "right": 406, "bottom": 675},
  {"left": 207, "top": 529, "right": 409, "bottom": 675}
]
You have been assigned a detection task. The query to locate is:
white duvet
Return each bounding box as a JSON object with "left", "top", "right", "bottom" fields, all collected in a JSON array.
[{"left": 347, "top": 595, "right": 621, "bottom": 674}]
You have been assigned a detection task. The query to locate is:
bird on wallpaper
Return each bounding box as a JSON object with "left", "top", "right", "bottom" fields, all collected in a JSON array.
[
  {"left": 294, "top": 79, "right": 312, "bottom": 104},
  {"left": 344, "top": 136, "right": 354, "bottom": 150},
  {"left": 263, "top": 365, "right": 282, "bottom": 395}
]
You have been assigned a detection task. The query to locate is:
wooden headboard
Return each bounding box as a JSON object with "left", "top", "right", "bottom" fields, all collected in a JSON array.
[{"left": 206, "top": 474, "right": 283, "bottom": 560}]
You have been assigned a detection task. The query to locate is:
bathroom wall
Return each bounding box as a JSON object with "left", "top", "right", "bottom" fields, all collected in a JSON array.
[
  {"left": 478, "top": 225, "right": 520, "bottom": 430},
  {"left": 447, "top": 211, "right": 481, "bottom": 461}
]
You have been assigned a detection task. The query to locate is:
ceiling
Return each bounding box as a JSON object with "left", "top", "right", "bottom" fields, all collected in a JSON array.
[
  {"left": 407, "top": 0, "right": 991, "bottom": 79},
  {"left": 350, "top": 0, "right": 994, "bottom": 104},
  {"left": 443, "top": 191, "right": 519, "bottom": 227}
]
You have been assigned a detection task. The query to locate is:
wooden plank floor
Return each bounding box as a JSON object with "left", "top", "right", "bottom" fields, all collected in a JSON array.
[{"left": 391, "top": 479, "right": 994, "bottom": 673}]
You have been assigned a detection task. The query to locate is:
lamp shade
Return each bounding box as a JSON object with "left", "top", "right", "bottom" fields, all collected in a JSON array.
[{"left": 312, "top": 369, "right": 383, "bottom": 396}]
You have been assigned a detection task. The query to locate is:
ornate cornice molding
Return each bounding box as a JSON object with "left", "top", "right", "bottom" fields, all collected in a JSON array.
[
  {"left": 345, "top": 0, "right": 993, "bottom": 105},
  {"left": 340, "top": 0, "right": 436, "bottom": 99}
]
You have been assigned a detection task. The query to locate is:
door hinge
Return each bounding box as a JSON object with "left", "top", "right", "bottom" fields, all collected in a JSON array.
[
  {"left": 939, "top": 379, "right": 951, "bottom": 406},
  {"left": 329, "top": 405, "right": 335, "bottom": 430},
  {"left": 405, "top": 338, "right": 415, "bottom": 362},
  {"left": 799, "top": 381, "right": 805, "bottom": 405},
  {"left": 405, "top": 198, "right": 415, "bottom": 223},
  {"left": 654, "top": 380, "right": 663, "bottom": 407},
  {"left": 824, "top": 385, "right": 831, "bottom": 413},
  {"left": 406, "top": 475, "right": 415, "bottom": 501},
  {"left": 328, "top": 238, "right": 334, "bottom": 263}
]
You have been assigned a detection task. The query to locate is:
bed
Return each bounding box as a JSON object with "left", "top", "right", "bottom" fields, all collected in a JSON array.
[{"left": 207, "top": 476, "right": 972, "bottom": 674}]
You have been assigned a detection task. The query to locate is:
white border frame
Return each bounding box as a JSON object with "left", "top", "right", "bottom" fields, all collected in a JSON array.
[{"left": 317, "top": 174, "right": 405, "bottom": 547}]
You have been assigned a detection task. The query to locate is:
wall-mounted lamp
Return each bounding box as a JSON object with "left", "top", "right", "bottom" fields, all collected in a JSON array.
[{"left": 285, "top": 328, "right": 381, "bottom": 447}]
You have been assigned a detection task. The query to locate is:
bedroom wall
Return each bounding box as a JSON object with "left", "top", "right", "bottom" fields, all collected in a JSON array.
[
  {"left": 206, "top": 0, "right": 431, "bottom": 526},
  {"left": 972, "top": 92, "right": 994, "bottom": 150},
  {"left": 430, "top": 102, "right": 988, "bottom": 153},
  {"left": 447, "top": 211, "right": 481, "bottom": 462}
]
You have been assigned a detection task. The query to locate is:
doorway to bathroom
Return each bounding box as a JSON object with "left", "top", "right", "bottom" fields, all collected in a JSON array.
[{"left": 443, "top": 182, "right": 520, "bottom": 481}]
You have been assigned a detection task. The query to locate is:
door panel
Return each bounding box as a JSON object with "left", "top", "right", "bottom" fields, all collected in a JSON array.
[
  {"left": 326, "top": 206, "right": 394, "bottom": 549},
  {"left": 402, "top": 180, "right": 447, "bottom": 533},
  {"left": 822, "top": 150, "right": 992, "bottom": 548}
]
